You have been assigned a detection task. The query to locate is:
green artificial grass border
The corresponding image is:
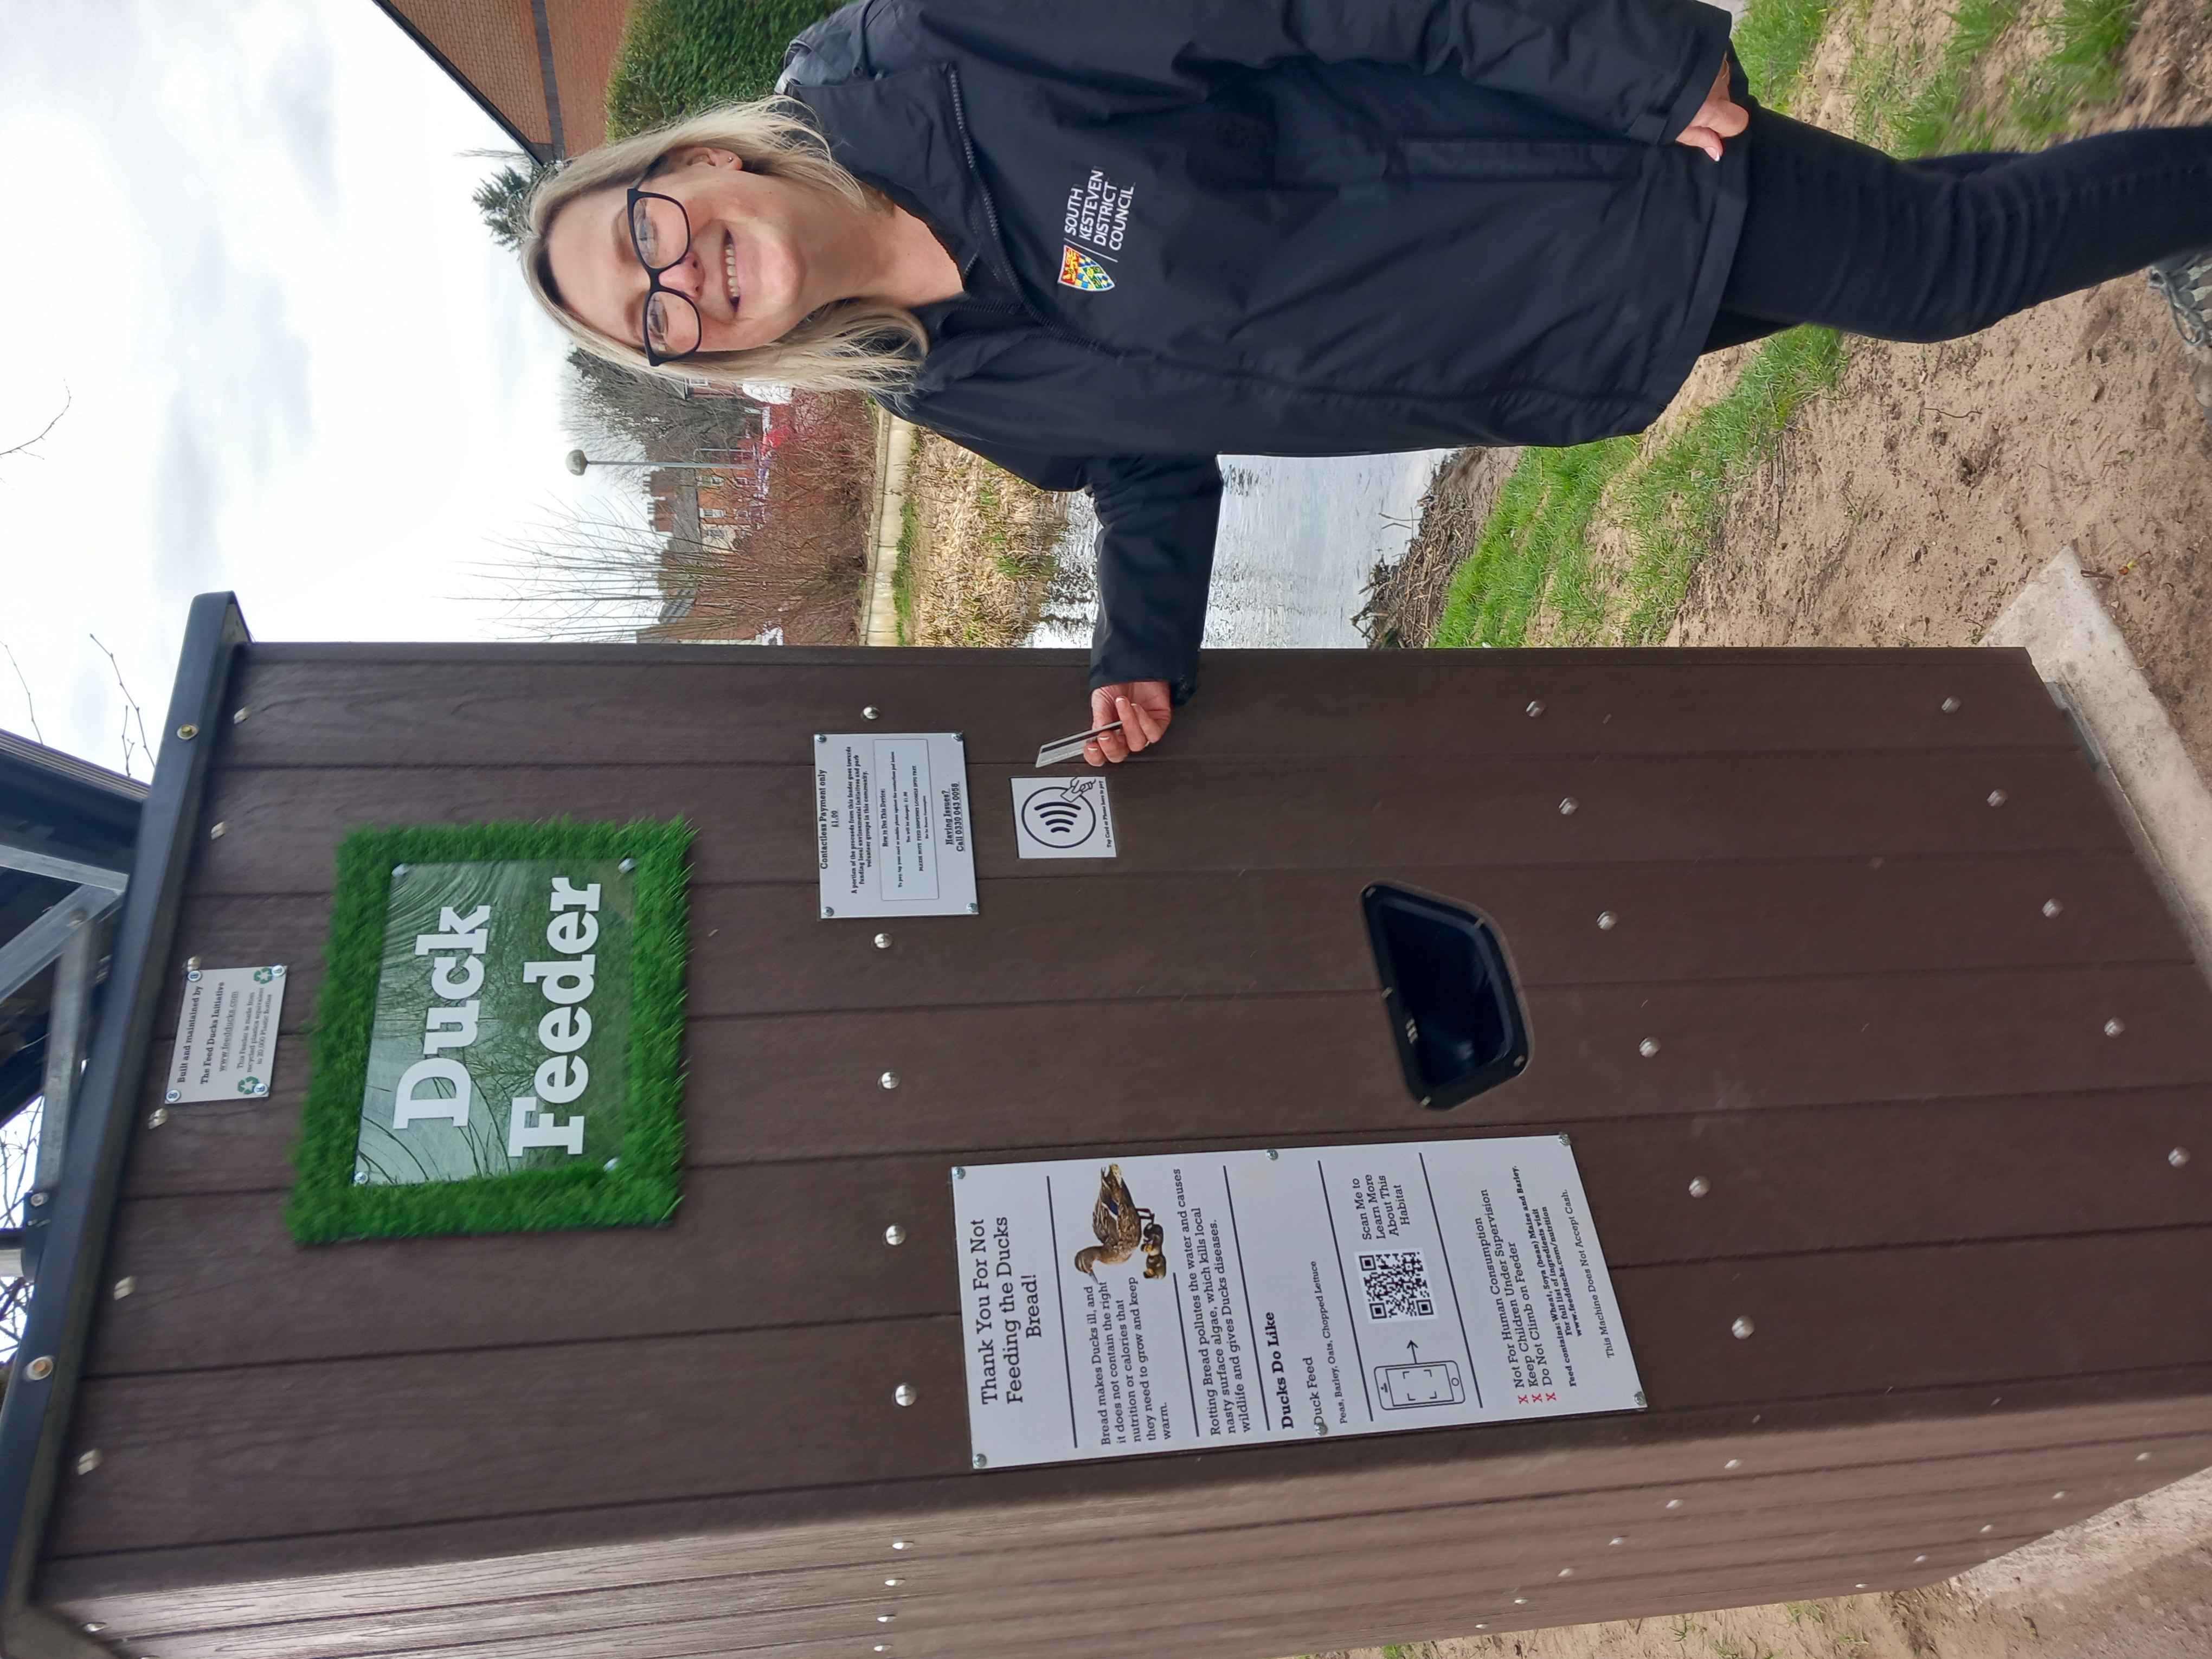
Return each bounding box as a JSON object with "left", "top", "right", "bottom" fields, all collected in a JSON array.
[{"left": 287, "top": 818, "right": 693, "bottom": 1243}]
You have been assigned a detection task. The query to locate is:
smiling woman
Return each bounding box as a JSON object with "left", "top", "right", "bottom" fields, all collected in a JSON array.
[{"left": 520, "top": 103, "right": 943, "bottom": 393}]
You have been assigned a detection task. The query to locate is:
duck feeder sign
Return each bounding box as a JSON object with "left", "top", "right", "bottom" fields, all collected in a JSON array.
[
  {"left": 953, "top": 1136, "right": 1643, "bottom": 1470},
  {"left": 287, "top": 819, "right": 691, "bottom": 1242}
]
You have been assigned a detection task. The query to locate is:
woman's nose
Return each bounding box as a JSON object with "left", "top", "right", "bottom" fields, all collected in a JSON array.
[{"left": 657, "top": 248, "right": 707, "bottom": 299}]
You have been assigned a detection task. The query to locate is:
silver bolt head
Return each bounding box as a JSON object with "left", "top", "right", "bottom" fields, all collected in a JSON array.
[
  {"left": 391, "top": 864, "right": 409, "bottom": 878},
  {"left": 972, "top": 1452, "right": 989, "bottom": 1468},
  {"left": 2043, "top": 899, "right": 2063, "bottom": 917},
  {"left": 2105, "top": 1018, "right": 2126, "bottom": 1037},
  {"left": 1526, "top": 699, "right": 1545, "bottom": 717},
  {"left": 891, "top": 1539, "right": 910, "bottom": 1550},
  {"left": 2170, "top": 1147, "right": 2190, "bottom": 1167},
  {"left": 112, "top": 1277, "right": 136, "bottom": 1300},
  {"left": 893, "top": 1384, "right": 917, "bottom": 1407},
  {"left": 619, "top": 857, "right": 636, "bottom": 872},
  {"left": 208, "top": 822, "right": 227, "bottom": 839},
  {"left": 822, "top": 906, "right": 835, "bottom": 917},
  {"left": 185, "top": 955, "right": 201, "bottom": 970},
  {"left": 951, "top": 1166, "right": 967, "bottom": 1180},
  {"left": 149, "top": 1107, "right": 169, "bottom": 1127},
  {"left": 966, "top": 902, "right": 979, "bottom": 914},
  {"left": 880, "top": 1071, "right": 899, "bottom": 1090},
  {"left": 1724, "top": 1458, "right": 1740, "bottom": 1469},
  {"left": 232, "top": 706, "right": 250, "bottom": 723},
  {"left": 1731, "top": 1316, "right": 1756, "bottom": 1339},
  {"left": 83, "top": 1623, "right": 105, "bottom": 1632},
  {"left": 28, "top": 1192, "right": 46, "bottom": 1206},
  {"left": 354, "top": 1171, "right": 370, "bottom": 1185},
  {"left": 879, "top": 1613, "right": 895, "bottom": 1622},
  {"left": 1687, "top": 1176, "right": 1709, "bottom": 1198},
  {"left": 163, "top": 1089, "right": 180, "bottom": 1104},
  {"left": 1941, "top": 697, "right": 1960, "bottom": 713},
  {"left": 1596, "top": 910, "right": 1617, "bottom": 929},
  {"left": 75, "top": 1450, "right": 101, "bottom": 1475},
  {"left": 885, "top": 1577, "right": 903, "bottom": 1586},
  {"left": 1987, "top": 788, "right": 2008, "bottom": 807},
  {"left": 884, "top": 1224, "right": 907, "bottom": 1246},
  {"left": 175, "top": 723, "right": 197, "bottom": 740},
  {"left": 1266, "top": 1148, "right": 1280, "bottom": 1160},
  {"left": 864, "top": 706, "right": 881, "bottom": 720},
  {"left": 874, "top": 932, "right": 893, "bottom": 949},
  {"left": 1638, "top": 1037, "right": 1661, "bottom": 1058},
  {"left": 24, "top": 1356, "right": 53, "bottom": 1381},
  {"left": 1558, "top": 796, "right": 1579, "bottom": 815},
  {"left": 603, "top": 1158, "right": 620, "bottom": 1171}
]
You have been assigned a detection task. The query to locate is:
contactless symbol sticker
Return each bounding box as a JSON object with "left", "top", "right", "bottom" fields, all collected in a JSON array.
[
  {"left": 1011, "top": 776, "right": 1116, "bottom": 859},
  {"left": 1057, "top": 245, "right": 1114, "bottom": 291}
]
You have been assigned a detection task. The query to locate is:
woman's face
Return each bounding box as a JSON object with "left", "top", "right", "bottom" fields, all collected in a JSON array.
[{"left": 545, "top": 146, "right": 829, "bottom": 358}]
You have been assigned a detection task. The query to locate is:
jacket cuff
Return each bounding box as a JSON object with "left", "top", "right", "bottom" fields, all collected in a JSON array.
[{"left": 1089, "top": 653, "right": 1198, "bottom": 707}]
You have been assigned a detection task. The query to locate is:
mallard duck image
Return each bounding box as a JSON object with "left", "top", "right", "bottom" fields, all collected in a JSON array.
[
  {"left": 1142, "top": 1220, "right": 1168, "bottom": 1279},
  {"left": 1073, "top": 1163, "right": 1156, "bottom": 1278}
]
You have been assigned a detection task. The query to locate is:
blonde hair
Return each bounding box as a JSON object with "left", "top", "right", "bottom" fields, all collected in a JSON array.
[{"left": 521, "top": 100, "right": 928, "bottom": 395}]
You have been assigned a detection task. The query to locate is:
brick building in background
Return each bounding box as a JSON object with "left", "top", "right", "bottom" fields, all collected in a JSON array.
[{"left": 371, "top": 0, "right": 633, "bottom": 160}]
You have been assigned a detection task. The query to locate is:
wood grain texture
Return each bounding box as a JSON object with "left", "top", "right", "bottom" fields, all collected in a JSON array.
[{"left": 43, "top": 643, "right": 2212, "bottom": 1657}]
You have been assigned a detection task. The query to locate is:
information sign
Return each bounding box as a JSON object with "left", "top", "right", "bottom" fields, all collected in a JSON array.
[
  {"left": 164, "top": 964, "right": 287, "bottom": 1103},
  {"left": 953, "top": 1137, "right": 1643, "bottom": 1469},
  {"left": 815, "top": 731, "right": 978, "bottom": 918}
]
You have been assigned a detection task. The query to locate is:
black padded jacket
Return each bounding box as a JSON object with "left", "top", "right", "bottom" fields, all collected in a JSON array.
[{"left": 778, "top": 0, "right": 1745, "bottom": 701}]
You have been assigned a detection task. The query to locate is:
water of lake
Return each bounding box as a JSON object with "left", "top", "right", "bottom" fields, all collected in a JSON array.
[{"left": 1030, "top": 450, "right": 1454, "bottom": 652}]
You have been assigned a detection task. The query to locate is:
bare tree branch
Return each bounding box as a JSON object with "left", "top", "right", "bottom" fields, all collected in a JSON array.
[
  {"left": 88, "top": 634, "right": 153, "bottom": 781},
  {"left": 0, "top": 641, "right": 44, "bottom": 745},
  {"left": 0, "top": 387, "right": 70, "bottom": 466}
]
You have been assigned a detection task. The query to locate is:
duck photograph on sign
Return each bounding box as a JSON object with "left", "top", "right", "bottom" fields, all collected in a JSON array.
[
  {"left": 287, "top": 819, "right": 691, "bottom": 1242},
  {"left": 953, "top": 1136, "right": 1643, "bottom": 1470}
]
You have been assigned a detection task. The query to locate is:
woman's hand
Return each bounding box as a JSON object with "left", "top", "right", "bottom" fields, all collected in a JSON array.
[
  {"left": 1674, "top": 65, "right": 1747, "bottom": 162},
  {"left": 1084, "top": 681, "right": 1172, "bottom": 765}
]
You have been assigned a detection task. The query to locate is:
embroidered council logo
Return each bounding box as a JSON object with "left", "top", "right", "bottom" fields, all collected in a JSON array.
[
  {"left": 1058, "top": 245, "right": 1114, "bottom": 291},
  {"left": 1056, "top": 168, "right": 1134, "bottom": 292}
]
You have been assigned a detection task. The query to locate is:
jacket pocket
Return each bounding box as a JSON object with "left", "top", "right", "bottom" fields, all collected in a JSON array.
[{"left": 1399, "top": 139, "right": 1644, "bottom": 181}]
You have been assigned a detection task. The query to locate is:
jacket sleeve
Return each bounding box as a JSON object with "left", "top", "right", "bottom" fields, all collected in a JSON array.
[
  {"left": 904, "top": 0, "right": 1732, "bottom": 146},
  {"left": 937, "top": 438, "right": 1222, "bottom": 705}
]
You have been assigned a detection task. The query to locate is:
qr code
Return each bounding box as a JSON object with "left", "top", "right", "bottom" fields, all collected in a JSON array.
[{"left": 1359, "top": 1249, "right": 1437, "bottom": 1321}]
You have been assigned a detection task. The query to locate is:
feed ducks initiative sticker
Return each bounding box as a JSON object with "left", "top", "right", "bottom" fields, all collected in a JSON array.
[{"left": 951, "top": 1137, "right": 1644, "bottom": 1469}]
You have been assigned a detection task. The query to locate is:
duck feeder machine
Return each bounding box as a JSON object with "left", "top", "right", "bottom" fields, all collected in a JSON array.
[{"left": 1, "top": 591, "right": 2209, "bottom": 1659}]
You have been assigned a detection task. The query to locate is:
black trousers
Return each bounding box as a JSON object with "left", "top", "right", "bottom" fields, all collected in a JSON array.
[{"left": 1703, "top": 105, "right": 2212, "bottom": 352}]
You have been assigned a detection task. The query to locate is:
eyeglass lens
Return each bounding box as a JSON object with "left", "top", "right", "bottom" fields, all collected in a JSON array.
[{"left": 629, "top": 195, "right": 702, "bottom": 359}]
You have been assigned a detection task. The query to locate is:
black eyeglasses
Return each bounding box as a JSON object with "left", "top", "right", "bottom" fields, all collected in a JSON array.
[{"left": 627, "top": 185, "right": 704, "bottom": 365}]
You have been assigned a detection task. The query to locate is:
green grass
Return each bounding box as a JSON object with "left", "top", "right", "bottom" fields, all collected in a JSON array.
[
  {"left": 893, "top": 497, "right": 918, "bottom": 645},
  {"left": 605, "top": 0, "right": 847, "bottom": 139},
  {"left": 288, "top": 818, "right": 692, "bottom": 1243},
  {"left": 1430, "top": 0, "right": 2142, "bottom": 654}
]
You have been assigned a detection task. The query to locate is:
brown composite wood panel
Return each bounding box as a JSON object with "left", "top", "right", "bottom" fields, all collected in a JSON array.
[
  {"left": 220, "top": 648, "right": 2064, "bottom": 768},
  {"left": 46, "top": 1386, "right": 2212, "bottom": 1625},
  {"left": 179, "top": 749, "right": 2121, "bottom": 903},
  {"left": 73, "top": 1432, "right": 2212, "bottom": 1659},
  {"left": 46, "top": 1230, "right": 2212, "bottom": 1559},
  {"left": 39, "top": 644, "right": 2212, "bottom": 1656},
  {"left": 89, "top": 1089, "right": 2212, "bottom": 1374},
  {"left": 159, "top": 851, "right": 2190, "bottom": 1020}
]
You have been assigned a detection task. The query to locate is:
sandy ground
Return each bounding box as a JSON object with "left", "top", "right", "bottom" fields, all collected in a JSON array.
[{"left": 1670, "top": 0, "right": 2212, "bottom": 777}]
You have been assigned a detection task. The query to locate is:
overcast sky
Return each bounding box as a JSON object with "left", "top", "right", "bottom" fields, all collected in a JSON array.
[{"left": 0, "top": 0, "right": 591, "bottom": 775}]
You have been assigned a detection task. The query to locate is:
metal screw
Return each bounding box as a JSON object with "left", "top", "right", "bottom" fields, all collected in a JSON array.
[
  {"left": 972, "top": 1452, "right": 989, "bottom": 1469},
  {"left": 186, "top": 969, "right": 201, "bottom": 982},
  {"left": 1513, "top": 1599, "right": 1527, "bottom": 1606},
  {"left": 1558, "top": 796, "right": 1579, "bottom": 815},
  {"left": 1914, "top": 1554, "right": 1927, "bottom": 1564},
  {"left": 1266, "top": 1149, "right": 1279, "bottom": 1161},
  {"left": 391, "top": 865, "right": 409, "bottom": 878},
  {"left": 1597, "top": 910, "right": 1617, "bottom": 929},
  {"left": 864, "top": 706, "right": 880, "bottom": 721},
  {"left": 822, "top": 906, "right": 835, "bottom": 918},
  {"left": 880, "top": 1071, "right": 899, "bottom": 1090},
  {"left": 874, "top": 933, "right": 892, "bottom": 949},
  {"left": 816, "top": 734, "right": 827, "bottom": 744},
  {"left": 75, "top": 1450, "right": 101, "bottom": 1475},
  {"left": 149, "top": 1108, "right": 169, "bottom": 1128},
  {"left": 1526, "top": 699, "right": 1545, "bottom": 717},
  {"left": 24, "top": 1357, "right": 52, "bottom": 1381},
  {"left": 619, "top": 857, "right": 635, "bottom": 872},
  {"left": 1731, "top": 1316, "right": 1756, "bottom": 1339},
  {"left": 1724, "top": 1458, "right": 1740, "bottom": 1469},
  {"left": 185, "top": 955, "right": 201, "bottom": 970},
  {"left": 2053, "top": 1490, "right": 2067, "bottom": 1500},
  {"left": 966, "top": 902, "right": 979, "bottom": 914},
  {"left": 603, "top": 1158, "right": 620, "bottom": 1171},
  {"left": 1558, "top": 1567, "right": 1573, "bottom": 1577},
  {"left": 2105, "top": 1018, "right": 2125, "bottom": 1037},
  {"left": 232, "top": 707, "right": 250, "bottom": 723},
  {"left": 1856, "top": 1584, "right": 1868, "bottom": 1591},
  {"left": 884, "top": 1225, "right": 906, "bottom": 1246},
  {"left": 878, "top": 1613, "right": 896, "bottom": 1623},
  {"left": 112, "top": 1277, "right": 136, "bottom": 1300},
  {"left": 885, "top": 1577, "right": 903, "bottom": 1586},
  {"left": 28, "top": 1192, "right": 46, "bottom": 1207},
  {"left": 1980, "top": 1524, "right": 1992, "bottom": 1533},
  {"left": 2170, "top": 1148, "right": 2190, "bottom": 1167},
  {"left": 1638, "top": 1038, "right": 1661, "bottom": 1058},
  {"left": 1987, "top": 789, "right": 2008, "bottom": 807},
  {"left": 1664, "top": 1498, "right": 1682, "bottom": 1509},
  {"left": 2043, "top": 899, "right": 2063, "bottom": 917},
  {"left": 891, "top": 1540, "right": 910, "bottom": 1551},
  {"left": 2138, "top": 1451, "right": 2152, "bottom": 1461},
  {"left": 176, "top": 723, "right": 198, "bottom": 741},
  {"left": 951, "top": 1166, "right": 967, "bottom": 1180},
  {"left": 1941, "top": 697, "right": 1960, "bottom": 713},
  {"left": 83, "top": 1624, "right": 105, "bottom": 1633},
  {"left": 893, "top": 1384, "right": 917, "bottom": 1407},
  {"left": 209, "top": 822, "right": 227, "bottom": 840},
  {"left": 353, "top": 1172, "right": 369, "bottom": 1185},
  {"left": 1688, "top": 1176, "right": 1709, "bottom": 1197}
]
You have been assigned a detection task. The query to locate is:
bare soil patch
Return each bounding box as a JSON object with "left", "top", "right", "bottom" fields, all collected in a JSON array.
[{"left": 1362, "top": 447, "right": 1523, "bottom": 646}]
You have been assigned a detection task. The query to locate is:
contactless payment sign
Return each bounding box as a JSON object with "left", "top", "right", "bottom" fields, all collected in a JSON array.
[{"left": 1011, "top": 776, "right": 1116, "bottom": 859}]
